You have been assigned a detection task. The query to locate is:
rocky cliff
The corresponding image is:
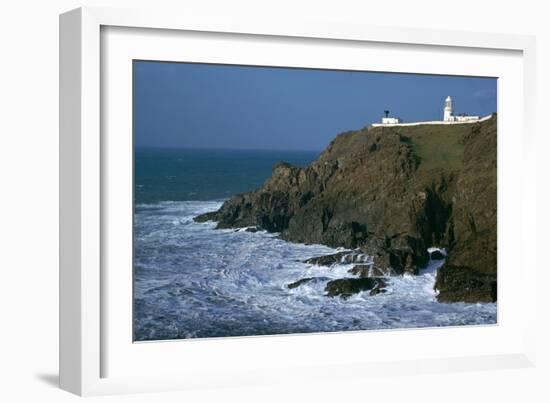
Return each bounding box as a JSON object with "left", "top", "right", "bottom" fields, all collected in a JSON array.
[{"left": 195, "top": 115, "right": 497, "bottom": 303}]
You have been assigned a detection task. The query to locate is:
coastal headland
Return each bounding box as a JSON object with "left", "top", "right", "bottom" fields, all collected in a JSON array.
[{"left": 195, "top": 115, "right": 497, "bottom": 303}]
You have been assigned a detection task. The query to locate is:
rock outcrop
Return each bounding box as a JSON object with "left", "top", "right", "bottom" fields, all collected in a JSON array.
[
  {"left": 302, "top": 250, "right": 372, "bottom": 266},
  {"left": 195, "top": 115, "right": 497, "bottom": 303},
  {"left": 287, "top": 277, "right": 330, "bottom": 289},
  {"left": 347, "top": 265, "right": 395, "bottom": 278},
  {"left": 324, "top": 278, "right": 387, "bottom": 299}
]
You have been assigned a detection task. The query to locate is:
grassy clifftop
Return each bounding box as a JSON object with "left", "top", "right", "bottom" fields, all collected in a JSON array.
[{"left": 403, "top": 124, "right": 467, "bottom": 171}]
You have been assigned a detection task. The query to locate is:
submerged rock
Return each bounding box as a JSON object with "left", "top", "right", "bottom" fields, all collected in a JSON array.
[
  {"left": 368, "top": 286, "right": 388, "bottom": 296},
  {"left": 324, "top": 278, "right": 387, "bottom": 299},
  {"left": 287, "top": 277, "right": 330, "bottom": 289}
]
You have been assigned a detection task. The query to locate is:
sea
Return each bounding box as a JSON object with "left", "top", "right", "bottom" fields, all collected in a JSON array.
[{"left": 133, "top": 148, "right": 497, "bottom": 341}]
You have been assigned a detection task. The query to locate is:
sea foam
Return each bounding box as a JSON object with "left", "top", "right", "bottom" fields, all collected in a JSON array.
[{"left": 134, "top": 201, "right": 497, "bottom": 341}]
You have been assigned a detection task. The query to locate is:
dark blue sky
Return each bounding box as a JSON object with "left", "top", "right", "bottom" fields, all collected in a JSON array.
[{"left": 134, "top": 61, "right": 497, "bottom": 151}]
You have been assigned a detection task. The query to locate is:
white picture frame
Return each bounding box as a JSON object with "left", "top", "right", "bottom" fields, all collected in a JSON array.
[{"left": 59, "top": 6, "right": 537, "bottom": 396}]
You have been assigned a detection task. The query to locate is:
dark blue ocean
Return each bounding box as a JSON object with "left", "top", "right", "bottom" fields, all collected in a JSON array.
[
  {"left": 135, "top": 148, "right": 319, "bottom": 203},
  {"left": 133, "top": 148, "right": 496, "bottom": 341}
]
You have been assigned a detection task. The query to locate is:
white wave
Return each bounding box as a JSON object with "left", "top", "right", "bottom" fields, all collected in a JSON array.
[{"left": 134, "top": 201, "right": 496, "bottom": 341}]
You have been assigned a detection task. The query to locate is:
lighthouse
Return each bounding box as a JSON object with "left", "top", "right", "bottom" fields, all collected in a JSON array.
[
  {"left": 443, "top": 96, "right": 454, "bottom": 121},
  {"left": 371, "top": 95, "right": 489, "bottom": 127}
]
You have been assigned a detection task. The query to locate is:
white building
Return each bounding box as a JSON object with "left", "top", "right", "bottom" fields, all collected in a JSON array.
[
  {"left": 381, "top": 116, "right": 401, "bottom": 124},
  {"left": 443, "top": 96, "right": 480, "bottom": 122},
  {"left": 378, "top": 110, "right": 401, "bottom": 125},
  {"left": 371, "top": 96, "right": 489, "bottom": 127},
  {"left": 443, "top": 95, "right": 454, "bottom": 121}
]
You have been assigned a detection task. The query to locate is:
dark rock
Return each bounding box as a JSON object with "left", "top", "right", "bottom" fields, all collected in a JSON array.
[
  {"left": 325, "top": 278, "right": 387, "bottom": 299},
  {"left": 347, "top": 264, "right": 394, "bottom": 278},
  {"left": 435, "top": 264, "right": 496, "bottom": 303},
  {"left": 347, "top": 265, "right": 371, "bottom": 277},
  {"left": 340, "top": 251, "right": 372, "bottom": 264},
  {"left": 430, "top": 250, "right": 446, "bottom": 260},
  {"left": 303, "top": 250, "right": 371, "bottom": 266},
  {"left": 287, "top": 278, "right": 314, "bottom": 289},
  {"left": 303, "top": 251, "right": 348, "bottom": 266},
  {"left": 193, "top": 211, "right": 218, "bottom": 223},
  {"left": 369, "top": 287, "right": 387, "bottom": 296},
  {"left": 287, "top": 277, "right": 330, "bottom": 289},
  {"left": 245, "top": 227, "right": 260, "bottom": 233},
  {"left": 434, "top": 117, "right": 497, "bottom": 302}
]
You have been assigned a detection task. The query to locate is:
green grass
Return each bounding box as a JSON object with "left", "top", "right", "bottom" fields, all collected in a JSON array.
[{"left": 397, "top": 124, "right": 471, "bottom": 172}]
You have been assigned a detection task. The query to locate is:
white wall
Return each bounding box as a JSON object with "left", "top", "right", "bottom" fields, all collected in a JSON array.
[
  {"left": 0, "top": 1, "right": 548, "bottom": 402},
  {"left": 373, "top": 114, "right": 492, "bottom": 127}
]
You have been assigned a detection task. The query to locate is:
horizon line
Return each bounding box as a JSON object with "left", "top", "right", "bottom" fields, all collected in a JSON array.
[{"left": 134, "top": 145, "right": 325, "bottom": 153}]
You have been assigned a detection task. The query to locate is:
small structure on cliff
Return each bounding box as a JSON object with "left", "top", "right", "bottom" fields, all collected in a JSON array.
[
  {"left": 372, "top": 96, "right": 490, "bottom": 127},
  {"left": 380, "top": 109, "right": 402, "bottom": 125}
]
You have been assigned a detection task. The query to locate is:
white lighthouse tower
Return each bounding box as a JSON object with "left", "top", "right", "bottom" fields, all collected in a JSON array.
[{"left": 443, "top": 95, "right": 454, "bottom": 121}]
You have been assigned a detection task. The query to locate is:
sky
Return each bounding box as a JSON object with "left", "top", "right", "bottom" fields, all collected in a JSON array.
[{"left": 134, "top": 61, "right": 497, "bottom": 151}]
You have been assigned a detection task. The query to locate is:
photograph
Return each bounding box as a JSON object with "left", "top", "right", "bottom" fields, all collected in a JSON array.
[{"left": 132, "top": 61, "right": 498, "bottom": 341}]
